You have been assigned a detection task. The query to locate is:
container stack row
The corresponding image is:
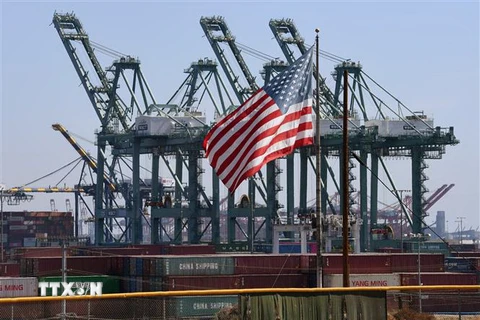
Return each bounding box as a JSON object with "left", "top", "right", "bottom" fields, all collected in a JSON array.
[{"left": 1, "top": 211, "right": 73, "bottom": 249}]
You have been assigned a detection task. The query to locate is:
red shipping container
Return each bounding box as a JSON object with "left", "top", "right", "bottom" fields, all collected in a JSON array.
[
  {"left": 165, "top": 275, "right": 242, "bottom": 290},
  {"left": 323, "top": 254, "right": 392, "bottom": 274},
  {"left": 19, "top": 247, "right": 73, "bottom": 258},
  {"left": 110, "top": 256, "right": 125, "bottom": 276},
  {"left": 131, "top": 244, "right": 168, "bottom": 255},
  {"left": 399, "top": 272, "right": 478, "bottom": 286},
  {"left": 240, "top": 274, "right": 309, "bottom": 288},
  {"left": 164, "top": 244, "right": 216, "bottom": 255},
  {"left": 87, "top": 247, "right": 148, "bottom": 256},
  {"left": 0, "top": 263, "right": 20, "bottom": 276},
  {"left": 164, "top": 274, "right": 309, "bottom": 290},
  {"left": 299, "top": 254, "right": 316, "bottom": 273},
  {"left": 376, "top": 247, "right": 402, "bottom": 253},
  {"left": 391, "top": 253, "right": 445, "bottom": 273},
  {"left": 234, "top": 254, "right": 301, "bottom": 274},
  {"left": 24, "top": 256, "right": 116, "bottom": 277}
]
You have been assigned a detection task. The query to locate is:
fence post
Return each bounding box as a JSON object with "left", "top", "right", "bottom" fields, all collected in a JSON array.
[{"left": 457, "top": 289, "right": 461, "bottom": 320}]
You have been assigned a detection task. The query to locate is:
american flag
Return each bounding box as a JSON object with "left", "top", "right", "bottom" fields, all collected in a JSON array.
[{"left": 203, "top": 46, "right": 315, "bottom": 193}]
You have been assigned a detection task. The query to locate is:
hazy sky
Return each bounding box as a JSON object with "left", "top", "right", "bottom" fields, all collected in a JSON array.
[{"left": 1, "top": 1, "right": 479, "bottom": 233}]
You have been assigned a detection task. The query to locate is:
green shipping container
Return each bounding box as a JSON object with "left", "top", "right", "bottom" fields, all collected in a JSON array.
[
  {"left": 38, "top": 275, "right": 120, "bottom": 296},
  {"left": 169, "top": 295, "right": 238, "bottom": 317},
  {"left": 404, "top": 241, "right": 449, "bottom": 253},
  {"left": 153, "top": 256, "right": 235, "bottom": 276}
]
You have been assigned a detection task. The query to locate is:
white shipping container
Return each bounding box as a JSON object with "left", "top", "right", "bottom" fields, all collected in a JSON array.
[
  {"left": 0, "top": 277, "right": 38, "bottom": 297},
  {"left": 366, "top": 119, "right": 434, "bottom": 137},
  {"left": 315, "top": 118, "right": 362, "bottom": 136},
  {"left": 135, "top": 115, "right": 175, "bottom": 136},
  {"left": 173, "top": 116, "right": 206, "bottom": 128},
  {"left": 9, "top": 225, "right": 28, "bottom": 231},
  {"left": 324, "top": 273, "right": 400, "bottom": 288},
  {"left": 8, "top": 216, "right": 24, "bottom": 222},
  {"left": 135, "top": 115, "right": 206, "bottom": 136}
]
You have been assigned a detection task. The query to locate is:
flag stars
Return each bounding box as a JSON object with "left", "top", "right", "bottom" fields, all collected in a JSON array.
[{"left": 262, "top": 47, "right": 313, "bottom": 114}]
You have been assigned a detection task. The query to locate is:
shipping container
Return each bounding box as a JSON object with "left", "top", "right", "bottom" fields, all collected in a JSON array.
[
  {"left": 399, "top": 272, "right": 478, "bottom": 286},
  {"left": 324, "top": 273, "right": 400, "bottom": 287},
  {"left": 323, "top": 254, "right": 392, "bottom": 274},
  {"left": 444, "top": 257, "right": 480, "bottom": 273},
  {"left": 234, "top": 254, "right": 301, "bottom": 274},
  {"left": 121, "top": 276, "right": 144, "bottom": 292},
  {"left": 278, "top": 242, "right": 317, "bottom": 254},
  {"left": 0, "top": 277, "right": 38, "bottom": 297},
  {"left": 451, "top": 251, "right": 480, "bottom": 258},
  {"left": 319, "top": 119, "right": 361, "bottom": 135},
  {"left": 163, "top": 274, "right": 309, "bottom": 291},
  {"left": 81, "top": 245, "right": 166, "bottom": 256},
  {"left": 241, "top": 274, "right": 309, "bottom": 289},
  {"left": 299, "top": 254, "right": 316, "bottom": 273},
  {"left": 163, "top": 255, "right": 235, "bottom": 276},
  {"left": 134, "top": 255, "right": 235, "bottom": 277},
  {"left": 376, "top": 247, "right": 402, "bottom": 253},
  {"left": 365, "top": 118, "right": 434, "bottom": 137},
  {"left": 21, "top": 256, "right": 115, "bottom": 277},
  {"left": 164, "top": 244, "right": 216, "bottom": 255},
  {"left": 167, "top": 295, "right": 238, "bottom": 318},
  {"left": 215, "top": 243, "right": 249, "bottom": 253},
  {"left": 0, "top": 263, "right": 20, "bottom": 277},
  {"left": 38, "top": 275, "right": 120, "bottom": 296},
  {"left": 402, "top": 240, "right": 449, "bottom": 253},
  {"left": 448, "top": 243, "right": 478, "bottom": 252},
  {"left": 391, "top": 253, "right": 445, "bottom": 272}
]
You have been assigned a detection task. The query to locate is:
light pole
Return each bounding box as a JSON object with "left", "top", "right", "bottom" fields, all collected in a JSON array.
[
  {"left": 396, "top": 189, "right": 410, "bottom": 253},
  {"left": 456, "top": 217, "right": 466, "bottom": 244},
  {"left": 0, "top": 184, "right": 5, "bottom": 263},
  {"left": 417, "top": 234, "right": 422, "bottom": 313},
  {"left": 410, "top": 232, "right": 429, "bottom": 313}
]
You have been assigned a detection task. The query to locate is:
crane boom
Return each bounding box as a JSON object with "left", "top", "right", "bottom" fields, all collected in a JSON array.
[
  {"left": 6, "top": 187, "right": 84, "bottom": 193},
  {"left": 200, "top": 16, "right": 259, "bottom": 104},
  {"left": 52, "top": 123, "right": 116, "bottom": 191},
  {"left": 52, "top": 13, "right": 130, "bottom": 132},
  {"left": 423, "top": 184, "right": 455, "bottom": 212},
  {"left": 269, "top": 18, "right": 340, "bottom": 117}
]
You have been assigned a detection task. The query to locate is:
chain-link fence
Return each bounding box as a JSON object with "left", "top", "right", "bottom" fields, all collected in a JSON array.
[{"left": 0, "top": 286, "right": 479, "bottom": 320}]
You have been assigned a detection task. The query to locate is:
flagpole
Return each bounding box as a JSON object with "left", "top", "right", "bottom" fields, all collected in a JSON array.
[
  {"left": 342, "top": 69, "right": 350, "bottom": 287},
  {"left": 315, "top": 28, "right": 323, "bottom": 288}
]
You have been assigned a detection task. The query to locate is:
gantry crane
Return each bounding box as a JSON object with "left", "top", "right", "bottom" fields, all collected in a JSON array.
[
  {"left": 269, "top": 18, "right": 459, "bottom": 251},
  {"left": 53, "top": 12, "right": 158, "bottom": 244},
  {"left": 54, "top": 12, "right": 222, "bottom": 245},
  {"left": 53, "top": 12, "right": 458, "bottom": 251}
]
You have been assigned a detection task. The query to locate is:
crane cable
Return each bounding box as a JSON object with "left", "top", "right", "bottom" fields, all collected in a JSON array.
[
  {"left": 235, "top": 41, "right": 348, "bottom": 64},
  {"left": 15, "top": 157, "right": 83, "bottom": 189},
  {"left": 90, "top": 40, "right": 129, "bottom": 59}
]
